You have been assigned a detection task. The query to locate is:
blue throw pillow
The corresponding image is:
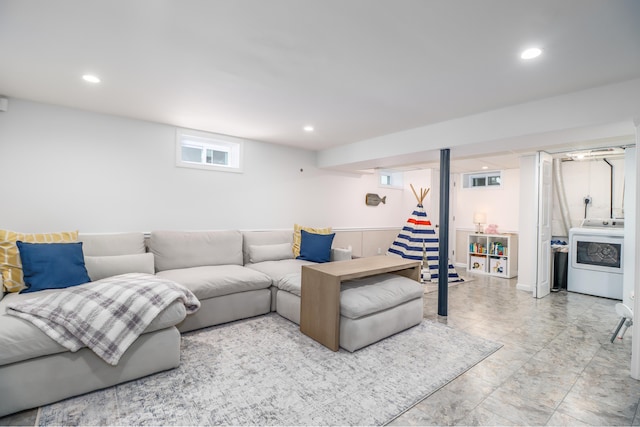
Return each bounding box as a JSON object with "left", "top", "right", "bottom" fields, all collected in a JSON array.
[
  {"left": 297, "top": 230, "right": 335, "bottom": 263},
  {"left": 17, "top": 241, "right": 91, "bottom": 293}
]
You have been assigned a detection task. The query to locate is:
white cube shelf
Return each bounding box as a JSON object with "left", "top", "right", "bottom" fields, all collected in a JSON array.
[{"left": 467, "top": 233, "right": 518, "bottom": 279}]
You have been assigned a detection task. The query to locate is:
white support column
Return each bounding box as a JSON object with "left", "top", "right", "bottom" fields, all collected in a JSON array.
[
  {"left": 516, "top": 155, "right": 536, "bottom": 293},
  {"left": 624, "top": 147, "right": 636, "bottom": 309},
  {"left": 631, "top": 120, "right": 640, "bottom": 380}
]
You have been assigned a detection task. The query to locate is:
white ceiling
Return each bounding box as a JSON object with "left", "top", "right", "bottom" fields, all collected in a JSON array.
[
  {"left": 401, "top": 135, "right": 636, "bottom": 173},
  {"left": 1, "top": 0, "right": 639, "bottom": 168}
]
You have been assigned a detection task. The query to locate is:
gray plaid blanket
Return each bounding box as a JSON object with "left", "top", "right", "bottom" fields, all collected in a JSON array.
[{"left": 7, "top": 273, "right": 200, "bottom": 365}]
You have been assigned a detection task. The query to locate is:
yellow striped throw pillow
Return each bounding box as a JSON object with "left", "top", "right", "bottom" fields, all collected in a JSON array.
[
  {"left": 292, "top": 224, "right": 332, "bottom": 258},
  {"left": 0, "top": 229, "right": 79, "bottom": 293}
]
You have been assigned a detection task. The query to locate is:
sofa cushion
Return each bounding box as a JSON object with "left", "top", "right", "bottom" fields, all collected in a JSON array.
[
  {"left": 17, "top": 242, "right": 91, "bottom": 294},
  {"left": 156, "top": 265, "right": 272, "bottom": 300},
  {"left": 297, "top": 230, "right": 335, "bottom": 263},
  {"left": 78, "top": 232, "right": 146, "bottom": 256},
  {"left": 263, "top": 270, "right": 422, "bottom": 313},
  {"left": 0, "top": 288, "right": 187, "bottom": 365},
  {"left": 242, "top": 230, "right": 293, "bottom": 265},
  {"left": 276, "top": 273, "right": 303, "bottom": 297},
  {"left": 248, "top": 243, "right": 293, "bottom": 264},
  {"left": 149, "top": 230, "right": 243, "bottom": 272},
  {"left": 340, "top": 273, "right": 423, "bottom": 320},
  {"left": 0, "top": 229, "right": 78, "bottom": 293},
  {"left": 84, "top": 253, "right": 155, "bottom": 282},
  {"left": 245, "top": 259, "right": 315, "bottom": 284}
]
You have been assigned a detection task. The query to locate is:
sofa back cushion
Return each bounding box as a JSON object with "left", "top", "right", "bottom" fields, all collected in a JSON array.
[
  {"left": 84, "top": 253, "right": 155, "bottom": 282},
  {"left": 242, "top": 230, "right": 293, "bottom": 265},
  {"left": 149, "top": 230, "right": 243, "bottom": 272},
  {"left": 248, "top": 243, "right": 293, "bottom": 264},
  {"left": 79, "top": 233, "right": 146, "bottom": 256},
  {"left": 78, "top": 232, "right": 151, "bottom": 281}
]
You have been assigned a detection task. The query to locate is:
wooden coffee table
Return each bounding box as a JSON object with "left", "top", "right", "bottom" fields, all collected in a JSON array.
[{"left": 299, "top": 255, "right": 421, "bottom": 351}]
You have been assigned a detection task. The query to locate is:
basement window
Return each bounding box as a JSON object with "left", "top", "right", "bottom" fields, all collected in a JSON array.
[
  {"left": 176, "top": 128, "right": 243, "bottom": 173},
  {"left": 379, "top": 170, "right": 404, "bottom": 189},
  {"left": 462, "top": 171, "right": 501, "bottom": 188}
]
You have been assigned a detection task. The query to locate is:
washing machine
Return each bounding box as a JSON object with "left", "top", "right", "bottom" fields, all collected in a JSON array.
[{"left": 567, "top": 219, "right": 624, "bottom": 300}]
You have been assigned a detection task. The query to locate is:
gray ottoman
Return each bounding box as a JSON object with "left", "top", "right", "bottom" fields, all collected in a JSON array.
[
  {"left": 339, "top": 273, "right": 424, "bottom": 352},
  {"left": 269, "top": 272, "right": 424, "bottom": 352}
]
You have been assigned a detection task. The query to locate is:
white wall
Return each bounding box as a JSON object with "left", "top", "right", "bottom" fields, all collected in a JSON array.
[
  {"left": 0, "top": 99, "right": 424, "bottom": 233},
  {"left": 402, "top": 169, "right": 434, "bottom": 215},
  {"left": 454, "top": 168, "right": 520, "bottom": 233},
  {"left": 552, "top": 157, "right": 625, "bottom": 236}
]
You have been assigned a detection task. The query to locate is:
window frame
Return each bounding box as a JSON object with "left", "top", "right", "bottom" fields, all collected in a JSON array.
[
  {"left": 378, "top": 169, "right": 404, "bottom": 190},
  {"left": 462, "top": 170, "right": 502, "bottom": 189},
  {"left": 176, "top": 128, "right": 244, "bottom": 173}
]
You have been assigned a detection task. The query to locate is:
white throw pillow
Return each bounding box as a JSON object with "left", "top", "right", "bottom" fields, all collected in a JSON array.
[
  {"left": 248, "top": 243, "right": 294, "bottom": 263},
  {"left": 330, "top": 247, "right": 353, "bottom": 262},
  {"left": 84, "top": 253, "right": 155, "bottom": 282}
]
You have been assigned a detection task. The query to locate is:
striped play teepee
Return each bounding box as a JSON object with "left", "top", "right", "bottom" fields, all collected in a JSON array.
[{"left": 387, "top": 185, "right": 463, "bottom": 283}]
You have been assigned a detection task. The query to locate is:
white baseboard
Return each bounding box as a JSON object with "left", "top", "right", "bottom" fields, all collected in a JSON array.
[{"left": 516, "top": 282, "right": 532, "bottom": 293}]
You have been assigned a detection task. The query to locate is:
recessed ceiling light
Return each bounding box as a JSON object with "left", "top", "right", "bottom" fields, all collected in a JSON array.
[
  {"left": 82, "top": 74, "right": 101, "bottom": 83},
  {"left": 303, "top": 125, "right": 314, "bottom": 132},
  {"left": 520, "top": 47, "right": 542, "bottom": 60},
  {"left": 482, "top": 166, "right": 489, "bottom": 170}
]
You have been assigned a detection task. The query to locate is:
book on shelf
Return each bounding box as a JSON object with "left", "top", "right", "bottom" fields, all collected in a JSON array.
[
  {"left": 469, "top": 242, "right": 486, "bottom": 254},
  {"left": 489, "top": 242, "right": 508, "bottom": 256}
]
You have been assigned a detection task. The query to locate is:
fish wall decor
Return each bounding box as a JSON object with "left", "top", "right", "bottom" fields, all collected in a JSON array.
[{"left": 365, "top": 193, "right": 386, "bottom": 206}]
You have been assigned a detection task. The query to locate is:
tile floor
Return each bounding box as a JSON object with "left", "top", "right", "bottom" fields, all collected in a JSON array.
[
  {"left": 392, "top": 273, "right": 640, "bottom": 426},
  {"left": 2, "top": 273, "right": 639, "bottom": 426}
]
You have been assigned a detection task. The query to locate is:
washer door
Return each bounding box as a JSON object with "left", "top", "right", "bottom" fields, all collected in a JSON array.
[{"left": 571, "top": 234, "right": 623, "bottom": 274}]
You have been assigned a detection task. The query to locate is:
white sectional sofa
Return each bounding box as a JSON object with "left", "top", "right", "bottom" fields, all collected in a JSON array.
[
  {"left": 149, "top": 230, "right": 274, "bottom": 332},
  {"left": 242, "top": 230, "right": 317, "bottom": 324},
  {"left": 0, "top": 228, "right": 423, "bottom": 417},
  {"left": 0, "top": 233, "right": 188, "bottom": 417},
  {"left": 243, "top": 230, "right": 424, "bottom": 352}
]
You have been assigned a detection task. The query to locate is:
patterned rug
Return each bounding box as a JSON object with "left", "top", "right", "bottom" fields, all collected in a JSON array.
[
  {"left": 423, "top": 275, "right": 473, "bottom": 294},
  {"left": 38, "top": 313, "right": 500, "bottom": 426}
]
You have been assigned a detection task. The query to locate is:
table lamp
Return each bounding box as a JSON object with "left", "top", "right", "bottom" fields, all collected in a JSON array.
[{"left": 473, "top": 212, "right": 487, "bottom": 234}]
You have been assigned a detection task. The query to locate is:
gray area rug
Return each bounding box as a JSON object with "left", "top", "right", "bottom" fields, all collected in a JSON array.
[
  {"left": 424, "top": 275, "right": 473, "bottom": 294},
  {"left": 38, "top": 313, "right": 500, "bottom": 426}
]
